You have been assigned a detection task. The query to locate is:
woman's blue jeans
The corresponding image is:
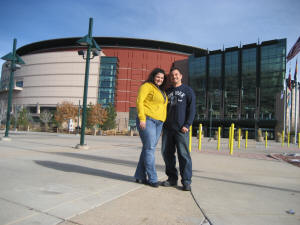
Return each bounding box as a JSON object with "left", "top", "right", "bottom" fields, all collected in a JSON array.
[{"left": 134, "top": 117, "right": 163, "bottom": 183}]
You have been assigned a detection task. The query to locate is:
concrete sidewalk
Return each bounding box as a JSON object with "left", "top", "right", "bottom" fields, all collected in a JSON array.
[{"left": 1, "top": 131, "right": 300, "bottom": 225}]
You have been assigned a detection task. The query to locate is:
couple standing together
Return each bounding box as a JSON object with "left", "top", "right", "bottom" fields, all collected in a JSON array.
[{"left": 134, "top": 67, "right": 196, "bottom": 191}]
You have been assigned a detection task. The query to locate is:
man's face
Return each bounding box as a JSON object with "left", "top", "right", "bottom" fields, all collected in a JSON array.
[{"left": 170, "top": 69, "right": 182, "bottom": 86}]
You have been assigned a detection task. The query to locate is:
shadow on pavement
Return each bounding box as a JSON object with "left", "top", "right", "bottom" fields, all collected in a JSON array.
[
  {"left": 35, "top": 160, "right": 134, "bottom": 183},
  {"left": 51, "top": 152, "right": 166, "bottom": 171},
  {"left": 51, "top": 152, "right": 202, "bottom": 174},
  {"left": 194, "top": 175, "right": 300, "bottom": 193}
]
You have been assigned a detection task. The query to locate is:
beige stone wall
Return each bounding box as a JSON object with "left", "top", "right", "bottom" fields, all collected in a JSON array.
[
  {"left": 116, "top": 112, "right": 129, "bottom": 131},
  {"left": 1, "top": 50, "right": 103, "bottom": 108}
]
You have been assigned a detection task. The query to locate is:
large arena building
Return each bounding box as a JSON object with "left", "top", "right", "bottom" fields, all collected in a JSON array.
[
  {"left": 1, "top": 37, "right": 298, "bottom": 137},
  {"left": 0, "top": 37, "right": 206, "bottom": 130}
]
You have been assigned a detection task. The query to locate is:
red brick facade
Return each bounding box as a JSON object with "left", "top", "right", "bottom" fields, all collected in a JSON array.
[{"left": 102, "top": 47, "right": 188, "bottom": 112}]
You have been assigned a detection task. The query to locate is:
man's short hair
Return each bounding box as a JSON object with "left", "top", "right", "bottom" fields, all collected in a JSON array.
[{"left": 170, "top": 66, "right": 183, "bottom": 75}]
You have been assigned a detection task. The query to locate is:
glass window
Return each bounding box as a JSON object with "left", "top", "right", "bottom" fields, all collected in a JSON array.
[
  {"left": 16, "top": 80, "right": 23, "bottom": 87},
  {"left": 16, "top": 80, "right": 23, "bottom": 88},
  {"left": 98, "top": 57, "right": 119, "bottom": 107},
  {"left": 188, "top": 56, "right": 207, "bottom": 120},
  {"left": 241, "top": 48, "right": 256, "bottom": 119},
  {"left": 224, "top": 51, "right": 239, "bottom": 119},
  {"left": 260, "top": 39, "right": 286, "bottom": 119},
  {"left": 208, "top": 54, "right": 222, "bottom": 117}
]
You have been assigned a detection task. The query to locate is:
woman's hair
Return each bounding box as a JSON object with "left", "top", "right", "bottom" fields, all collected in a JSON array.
[{"left": 144, "top": 68, "right": 167, "bottom": 90}]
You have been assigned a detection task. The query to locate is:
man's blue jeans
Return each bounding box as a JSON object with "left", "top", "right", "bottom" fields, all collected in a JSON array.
[
  {"left": 161, "top": 127, "right": 192, "bottom": 185},
  {"left": 134, "top": 117, "right": 163, "bottom": 183}
]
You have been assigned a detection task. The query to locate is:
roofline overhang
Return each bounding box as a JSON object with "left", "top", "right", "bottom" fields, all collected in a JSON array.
[{"left": 17, "top": 37, "right": 208, "bottom": 57}]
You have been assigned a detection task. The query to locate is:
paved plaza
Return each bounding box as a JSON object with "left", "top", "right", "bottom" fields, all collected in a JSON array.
[{"left": 0, "top": 131, "right": 300, "bottom": 225}]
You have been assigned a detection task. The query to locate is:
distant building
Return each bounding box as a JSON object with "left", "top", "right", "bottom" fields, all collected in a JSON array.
[
  {"left": 188, "top": 39, "right": 299, "bottom": 138},
  {"left": 0, "top": 37, "right": 205, "bottom": 130},
  {"left": 1, "top": 37, "right": 297, "bottom": 137}
]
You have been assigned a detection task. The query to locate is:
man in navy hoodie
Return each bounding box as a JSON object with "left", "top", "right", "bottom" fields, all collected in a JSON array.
[{"left": 161, "top": 67, "right": 196, "bottom": 191}]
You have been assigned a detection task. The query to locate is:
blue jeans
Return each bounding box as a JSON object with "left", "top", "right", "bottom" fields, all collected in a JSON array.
[
  {"left": 134, "top": 117, "right": 163, "bottom": 183},
  {"left": 161, "top": 127, "right": 192, "bottom": 185}
]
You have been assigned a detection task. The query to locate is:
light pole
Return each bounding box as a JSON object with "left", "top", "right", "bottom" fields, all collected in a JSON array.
[
  {"left": 207, "top": 92, "right": 214, "bottom": 140},
  {"left": 209, "top": 99, "right": 213, "bottom": 139},
  {"left": 1, "top": 39, "right": 25, "bottom": 140},
  {"left": 77, "top": 100, "right": 81, "bottom": 135},
  {"left": 76, "top": 18, "right": 101, "bottom": 149}
]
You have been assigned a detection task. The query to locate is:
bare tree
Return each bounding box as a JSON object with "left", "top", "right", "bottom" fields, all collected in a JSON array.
[{"left": 40, "top": 110, "right": 53, "bottom": 131}]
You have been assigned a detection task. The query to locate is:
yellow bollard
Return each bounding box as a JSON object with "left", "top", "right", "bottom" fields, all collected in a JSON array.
[
  {"left": 189, "top": 125, "right": 192, "bottom": 152},
  {"left": 228, "top": 126, "right": 231, "bottom": 149},
  {"left": 198, "top": 124, "right": 202, "bottom": 151},
  {"left": 238, "top": 128, "right": 241, "bottom": 149},
  {"left": 288, "top": 132, "right": 290, "bottom": 148},
  {"left": 281, "top": 130, "right": 284, "bottom": 147},
  {"left": 217, "top": 127, "right": 221, "bottom": 151},
  {"left": 245, "top": 130, "right": 248, "bottom": 149},
  {"left": 265, "top": 131, "right": 268, "bottom": 149},
  {"left": 230, "top": 123, "right": 234, "bottom": 155}
]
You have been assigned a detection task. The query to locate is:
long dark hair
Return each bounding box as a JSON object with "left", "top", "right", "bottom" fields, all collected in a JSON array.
[{"left": 144, "top": 68, "right": 167, "bottom": 90}]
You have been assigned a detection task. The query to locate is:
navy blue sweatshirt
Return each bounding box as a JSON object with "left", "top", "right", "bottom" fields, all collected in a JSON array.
[{"left": 164, "top": 84, "right": 196, "bottom": 131}]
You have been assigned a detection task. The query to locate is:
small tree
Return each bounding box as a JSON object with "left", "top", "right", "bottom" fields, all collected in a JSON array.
[
  {"left": 256, "top": 128, "right": 264, "bottom": 142},
  {"left": 54, "top": 102, "right": 77, "bottom": 130},
  {"left": 87, "top": 103, "right": 108, "bottom": 132},
  {"left": 101, "top": 103, "right": 117, "bottom": 131},
  {"left": 40, "top": 110, "right": 53, "bottom": 131},
  {"left": 18, "top": 108, "right": 33, "bottom": 130}
]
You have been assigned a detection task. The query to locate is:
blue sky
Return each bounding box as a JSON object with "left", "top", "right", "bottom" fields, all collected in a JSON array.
[{"left": 0, "top": 0, "right": 299, "bottom": 76}]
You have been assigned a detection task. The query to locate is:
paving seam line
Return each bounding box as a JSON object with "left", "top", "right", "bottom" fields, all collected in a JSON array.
[
  {"left": 60, "top": 176, "right": 170, "bottom": 224},
  {"left": 2, "top": 185, "right": 143, "bottom": 225},
  {"left": 60, "top": 185, "right": 143, "bottom": 222},
  {"left": 1, "top": 196, "right": 66, "bottom": 225},
  {"left": 190, "top": 191, "right": 213, "bottom": 225}
]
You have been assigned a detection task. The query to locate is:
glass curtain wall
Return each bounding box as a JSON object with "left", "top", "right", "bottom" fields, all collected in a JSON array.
[
  {"left": 224, "top": 51, "right": 239, "bottom": 119},
  {"left": 98, "top": 57, "right": 118, "bottom": 107},
  {"left": 260, "top": 40, "right": 286, "bottom": 119},
  {"left": 208, "top": 54, "right": 222, "bottom": 118},
  {"left": 189, "top": 56, "right": 207, "bottom": 119},
  {"left": 241, "top": 48, "right": 257, "bottom": 119}
]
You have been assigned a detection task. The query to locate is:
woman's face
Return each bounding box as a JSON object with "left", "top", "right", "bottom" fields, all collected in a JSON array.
[{"left": 154, "top": 72, "right": 164, "bottom": 86}]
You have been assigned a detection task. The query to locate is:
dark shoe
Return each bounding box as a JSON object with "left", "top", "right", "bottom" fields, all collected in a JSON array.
[
  {"left": 160, "top": 180, "right": 177, "bottom": 187},
  {"left": 135, "top": 179, "right": 148, "bottom": 184},
  {"left": 182, "top": 184, "right": 191, "bottom": 191},
  {"left": 148, "top": 182, "right": 159, "bottom": 188}
]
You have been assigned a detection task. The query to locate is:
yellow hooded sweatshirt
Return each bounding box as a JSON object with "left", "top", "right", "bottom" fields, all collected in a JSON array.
[{"left": 136, "top": 82, "right": 168, "bottom": 122}]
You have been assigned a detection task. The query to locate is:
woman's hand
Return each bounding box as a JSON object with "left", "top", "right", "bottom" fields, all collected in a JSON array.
[
  {"left": 181, "top": 126, "right": 189, "bottom": 133},
  {"left": 139, "top": 121, "right": 146, "bottom": 130}
]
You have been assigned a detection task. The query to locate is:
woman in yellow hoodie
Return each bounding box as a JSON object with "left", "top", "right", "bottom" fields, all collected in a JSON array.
[{"left": 134, "top": 68, "right": 168, "bottom": 187}]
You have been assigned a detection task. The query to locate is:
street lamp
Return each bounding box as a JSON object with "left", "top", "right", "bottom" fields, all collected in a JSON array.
[
  {"left": 1, "top": 39, "right": 25, "bottom": 140},
  {"left": 75, "top": 18, "right": 101, "bottom": 149},
  {"left": 77, "top": 100, "right": 81, "bottom": 135},
  {"left": 209, "top": 98, "right": 213, "bottom": 140}
]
